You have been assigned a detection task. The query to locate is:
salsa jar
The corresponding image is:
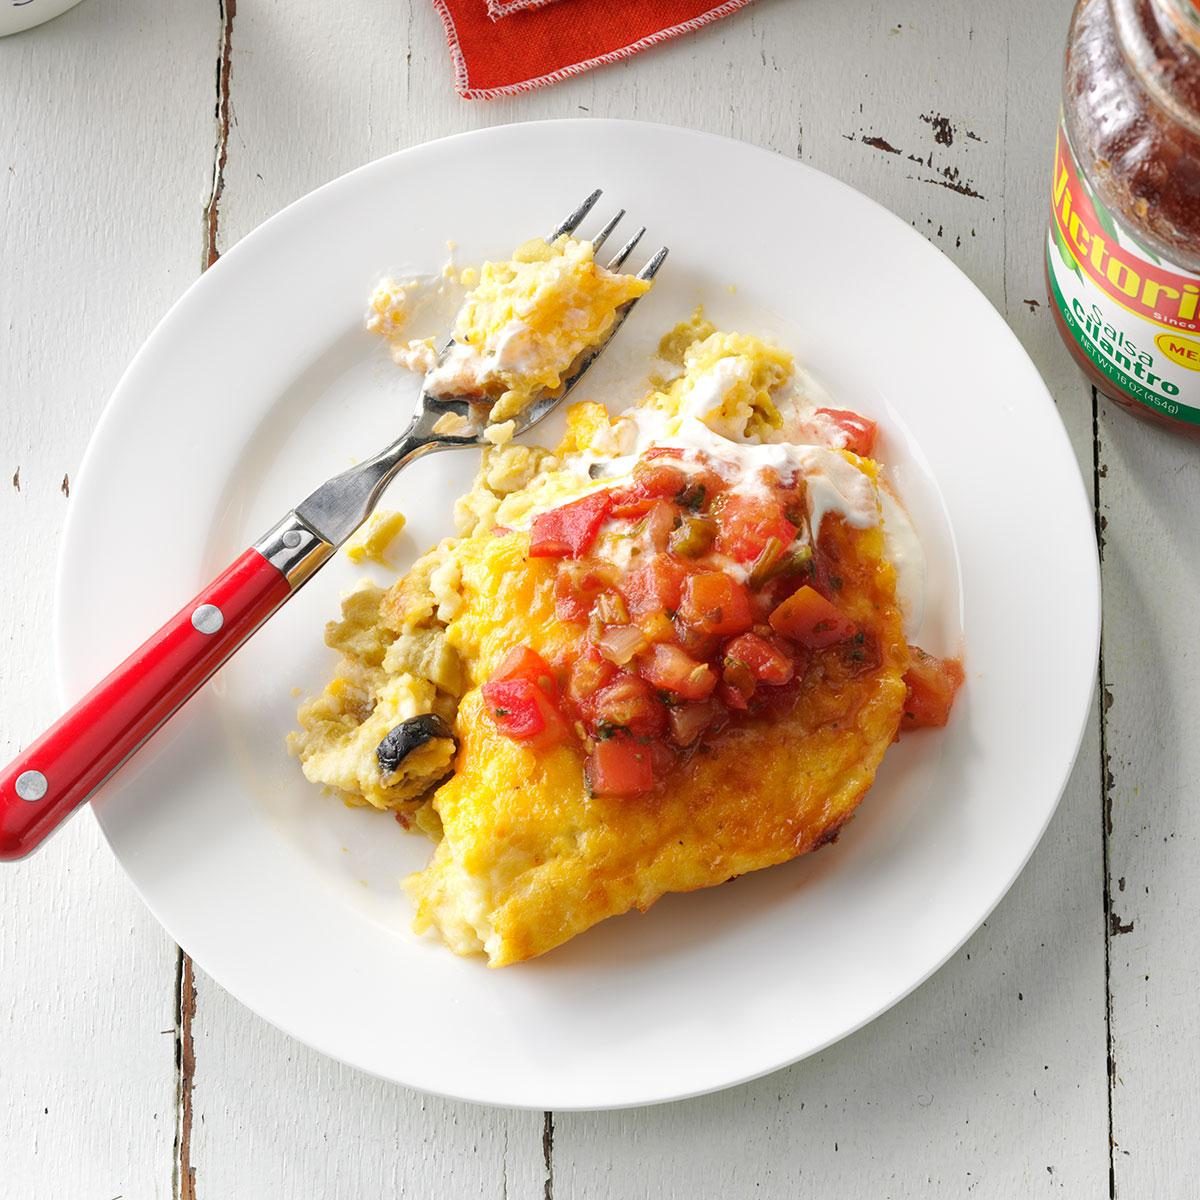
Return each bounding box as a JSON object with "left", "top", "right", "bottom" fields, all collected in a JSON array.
[{"left": 1047, "top": 0, "right": 1200, "bottom": 432}]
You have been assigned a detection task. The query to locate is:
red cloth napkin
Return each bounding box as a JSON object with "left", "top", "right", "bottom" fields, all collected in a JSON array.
[{"left": 433, "top": 0, "right": 755, "bottom": 99}]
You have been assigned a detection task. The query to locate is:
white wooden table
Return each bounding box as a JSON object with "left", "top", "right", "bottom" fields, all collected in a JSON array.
[{"left": 2, "top": 0, "right": 1195, "bottom": 1194}]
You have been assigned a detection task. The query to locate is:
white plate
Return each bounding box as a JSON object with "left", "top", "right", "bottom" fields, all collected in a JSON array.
[
  {"left": 56, "top": 120, "right": 1099, "bottom": 1110},
  {"left": 0, "top": 0, "right": 87, "bottom": 37}
]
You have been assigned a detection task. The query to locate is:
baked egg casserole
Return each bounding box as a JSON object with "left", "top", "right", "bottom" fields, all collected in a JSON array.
[{"left": 291, "top": 245, "right": 963, "bottom": 967}]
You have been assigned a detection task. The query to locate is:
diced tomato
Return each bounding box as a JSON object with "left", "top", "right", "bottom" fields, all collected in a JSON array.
[
  {"left": 901, "top": 648, "right": 964, "bottom": 730},
  {"left": 717, "top": 680, "right": 751, "bottom": 711},
  {"left": 639, "top": 643, "right": 717, "bottom": 700},
  {"left": 491, "top": 645, "right": 559, "bottom": 700},
  {"left": 726, "top": 641, "right": 762, "bottom": 696},
  {"left": 672, "top": 621, "right": 718, "bottom": 663},
  {"left": 768, "top": 585, "right": 856, "bottom": 648},
  {"left": 554, "top": 561, "right": 616, "bottom": 623},
  {"left": 481, "top": 678, "right": 544, "bottom": 738},
  {"left": 609, "top": 451, "right": 726, "bottom": 520},
  {"left": 483, "top": 646, "right": 570, "bottom": 746},
  {"left": 566, "top": 647, "right": 618, "bottom": 708},
  {"left": 714, "top": 493, "right": 799, "bottom": 563},
  {"left": 481, "top": 678, "right": 569, "bottom": 747},
  {"left": 648, "top": 446, "right": 723, "bottom": 489},
  {"left": 586, "top": 737, "right": 655, "bottom": 796},
  {"left": 724, "top": 633, "right": 795, "bottom": 685},
  {"left": 607, "top": 459, "right": 689, "bottom": 519},
  {"left": 638, "top": 611, "right": 677, "bottom": 644},
  {"left": 667, "top": 699, "right": 721, "bottom": 746},
  {"left": 529, "top": 492, "right": 612, "bottom": 558},
  {"left": 634, "top": 458, "right": 689, "bottom": 496},
  {"left": 622, "top": 554, "right": 687, "bottom": 620},
  {"left": 554, "top": 581, "right": 591, "bottom": 624},
  {"left": 591, "top": 672, "right": 666, "bottom": 737},
  {"left": 816, "top": 408, "right": 878, "bottom": 457},
  {"left": 607, "top": 489, "right": 658, "bottom": 520},
  {"left": 677, "top": 571, "right": 754, "bottom": 637},
  {"left": 608, "top": 446, "right": 726, "bottom": 520}
]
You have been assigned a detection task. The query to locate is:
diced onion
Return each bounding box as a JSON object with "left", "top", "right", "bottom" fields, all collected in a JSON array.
[{"left": 596, "top": 624, "right": 649, "bottom": 666}]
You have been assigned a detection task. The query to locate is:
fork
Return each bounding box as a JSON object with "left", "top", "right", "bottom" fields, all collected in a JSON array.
[{"left": 0, "top": 191, "right": 667, "bottom": 860}]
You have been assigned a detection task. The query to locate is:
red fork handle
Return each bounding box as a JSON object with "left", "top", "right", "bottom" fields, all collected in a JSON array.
[{"left": 0, "top": 548, "right": 295, "bottom": 860}]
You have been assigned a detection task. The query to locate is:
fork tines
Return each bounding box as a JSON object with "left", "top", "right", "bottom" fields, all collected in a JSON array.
[
  {"left": 591, "top": 208, "right": 626, "bottom": 252},
  {"left": 550, "top": 190, "right": 668, "bottom": 282},
  {"left": 550, "top": 188, "right": 602, "bottom": 239}
]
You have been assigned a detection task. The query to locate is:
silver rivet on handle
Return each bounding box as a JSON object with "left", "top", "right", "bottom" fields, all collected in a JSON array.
[
  {"left": 15, "top": 770, "right": 48, "bottom": 802},
  {"left": 191, "top": 604, "right": 224, "bottom": 635}
]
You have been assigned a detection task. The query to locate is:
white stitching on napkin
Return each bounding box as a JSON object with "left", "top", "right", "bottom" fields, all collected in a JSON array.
[{"left": 433, "top": 0, "right": 754, "bottom": 100}]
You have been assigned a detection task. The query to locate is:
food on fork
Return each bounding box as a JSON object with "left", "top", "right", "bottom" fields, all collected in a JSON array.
[
  {"left": 374, "top": 236, "right": 652, "bottom": 429},
  {"left": 366, "top": 278, "right": 422, "bottom": 339},
  {"left": 292, "top": 253, "right": 963, "bottom": 965}
]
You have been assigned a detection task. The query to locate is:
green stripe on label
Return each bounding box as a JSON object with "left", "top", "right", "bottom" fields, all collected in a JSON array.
[{"left": 1047, "top": 248, "right": 1200, "bottom": 425}]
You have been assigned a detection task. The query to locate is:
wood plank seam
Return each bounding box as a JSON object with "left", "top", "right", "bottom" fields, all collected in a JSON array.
[
  {"left": 543, "top": 1110, "right": 554, "bottom": 1199},
  {"left": 203, "top": 0, "right": 237, "bottom": 273},
  {"left": 173, "top": 952, "right": 199, "bottom": 1200},
  {"left": 1091, "top": 384, "right": 1117, "bottom": 1200},
  {"left": 174, "top": 3, "right": 238, "bottom": 1196}
]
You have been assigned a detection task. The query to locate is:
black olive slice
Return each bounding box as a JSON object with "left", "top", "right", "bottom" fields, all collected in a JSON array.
[{"left": 376, "top": 714, "right": 455, "bottom": 776}]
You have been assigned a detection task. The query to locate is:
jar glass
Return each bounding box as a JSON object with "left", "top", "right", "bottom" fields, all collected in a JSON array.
[{"left": 1047, "top": 0, "right": 1200, "bottom": 432}]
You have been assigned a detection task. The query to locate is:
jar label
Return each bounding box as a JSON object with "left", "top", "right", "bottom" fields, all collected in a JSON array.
[{"left": 1046, "top": 124, "right": 1200, "bottom": 424}]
